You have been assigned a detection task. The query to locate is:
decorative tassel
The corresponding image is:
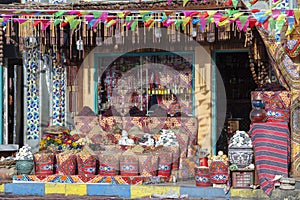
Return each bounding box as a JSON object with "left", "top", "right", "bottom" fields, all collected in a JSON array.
[
  {"left": 60, "top": 26, "right": 64, "bottom": 47},
  {"left": 6, "top": 21, "right": 10, "bottom": 44}
]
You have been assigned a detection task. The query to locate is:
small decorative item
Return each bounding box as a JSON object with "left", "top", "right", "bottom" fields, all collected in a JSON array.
[
  {"left": 228, "top": 131, "right": 254, "bottom": 168},
  {"left": 34, "top": 152, "right": 55, "bottom": 175},
  {"left": 209, "top": 160, "right": 229, "bottom": 184},
  {"left": 250, "top": 95, "right": 267, "bottom": 123},
  {"left": 16, "top": 145, "right": 34, "bottom": 175},
  {"left": 56, "top": 153, "right": 77, "bottom": 175},
  {"left": 98, "top": 152, "right": 120, "bottom": 176},
  {"left": 208, "top": 151, "right": 229, "bottom": 184},
  {"left": 120, "top": 154, "right": 138, "bottom": 176},
  {"left": 157, "top": 150, "right": 172, "bottom": 177},
  {"left": 195, "top": 166, "right": 211, "bottom": 187}
]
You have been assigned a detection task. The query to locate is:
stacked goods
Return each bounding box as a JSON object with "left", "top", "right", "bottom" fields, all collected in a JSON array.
[
  {"left": 39, "top": 128, "right": 83, "bottom": 152},
  {"left": 155, "top": 129, "right": 179, "bottom": 147},
  {"left": 154, "top": 129, "right": 180, "bottom": 170},
  {"left": 16, "top": 145, "right": 34, "bottom": 161},
  {"left": 32, "top": 121, "right": 195, "bottom": 182},
  {"left": 138, "top": 133, "right": 155, "bottom": 147}
]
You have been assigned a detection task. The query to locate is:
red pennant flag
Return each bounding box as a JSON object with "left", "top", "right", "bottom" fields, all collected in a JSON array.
[
  {"left": 249, "top": 0, "right": 258, "bottom": 5},
  {"left": 249, "top": 18, "right": 257, "bottom": 28},
  {"left": 106, "top": 16, "right": 117, "bottom": 22},
  {"left": 251, "top": 9, "right": 260, "bottom": 13},
  {"left": 220, "top": 16, "right": 228, "bottom": 22},
  {"left": 45, "top": 10, "right": 56, "bottom": 15},
  {"left": 61, "top": 21, "right": 68, "bottom": 28},
  {"left": 41, "top": 20, "right": 50, "bottom": 31},
  {"left": 263, "top": 18, "right": 269, "bottom": 30},
  {"left": 256, "top": 22, "right": 262, "bottom": 27},
  {"left": 145, "top": 19, "right": 154, "bottom": 27},
  {"left": 165, "top": 11, "right": 174, "bottom": 16},
  {"left": 33, "top": 20, "right": 41, "bottom": 26},
  {"left": 200, "top": 12, "right": 209, "bottom": 19},
  {"left": 124, "top": 11, "right": 131, "bottom": 17}
]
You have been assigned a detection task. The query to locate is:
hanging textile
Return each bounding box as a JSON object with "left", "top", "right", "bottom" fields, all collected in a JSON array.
[
  {"left": 249, "top": 122, "right": 290, "bottom": 196},
  {"left": 257, "top": 27, "right": 300, "bottom": 88},
  {"left": 51, "top": 52, "right": 66, "bottom": 126},
  {"left": 25, "top": 49, "right": 40, "bottom": 140},
  {"left": 257, "top": 26, "right": 300, "bottom": 177}
]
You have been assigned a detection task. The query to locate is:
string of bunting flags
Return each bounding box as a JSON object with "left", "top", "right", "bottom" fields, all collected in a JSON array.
[{"left": 0, "top": 8, "right": 299, "bottom": 40}]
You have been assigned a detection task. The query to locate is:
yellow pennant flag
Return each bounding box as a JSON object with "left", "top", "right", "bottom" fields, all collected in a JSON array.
[
  {"left": 181, "top": 16, "right": 191, "bottom": 26},
  {"left": 264, "top": 10, "right": 272, "bottom": 16},
  {"left": 285, "top": 28, "right": 294, "bottom": 36},
  {"left": 183, "top": 0, "right": 189, "bottom": 7},
  {"left": 276, "top": 14, "right": 286, "bottom": 22},
  {"left": 65, "top": 15, "right": 77, "bottom": 23},
  {"left": 218, "top": 19, "right": 230, "bottom": 27},
  {"left": 294, "top": 10, "right": 300, "bottom": 24},
  {"left": 21, "top": 20, "right": 31, "bottom": 27},
  {"left": 117, "top": 12, "right": 125, "bottom": 18},
  {"left": 207, "top": 11, "right": 217, "bottom": 17},
  {"left": 232, "top": 12, "right": 244, "bottom": 20}
]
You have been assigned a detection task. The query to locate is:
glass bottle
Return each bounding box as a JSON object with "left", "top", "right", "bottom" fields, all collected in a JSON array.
[{"left": 249, "top": 99, "right": 267, "bottom": 123}]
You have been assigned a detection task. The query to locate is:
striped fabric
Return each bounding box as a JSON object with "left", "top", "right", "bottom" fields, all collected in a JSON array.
[{"left": 249, "top": 122, "right": 290, "bottom": 196}]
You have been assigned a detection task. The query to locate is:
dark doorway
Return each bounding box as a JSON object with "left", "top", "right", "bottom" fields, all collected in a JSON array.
[
  {"left": 7, "top": 58, "right": 23, "bottom": 146},
  {"left": 215, "top": 51, "right": 256, "bottom": 154}
]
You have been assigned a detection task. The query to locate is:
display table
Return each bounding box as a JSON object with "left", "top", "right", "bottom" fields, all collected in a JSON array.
[{"left": 249, "top": 122, "right": 290, "bottom": 196}]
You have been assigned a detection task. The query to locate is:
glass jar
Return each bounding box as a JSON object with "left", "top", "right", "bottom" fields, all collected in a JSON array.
[{"left": 250, "top": 107, "right": 267, "bottom": 123}]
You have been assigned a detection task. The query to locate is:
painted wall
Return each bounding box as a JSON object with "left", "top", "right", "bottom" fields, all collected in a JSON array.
[{"left": 194, "top": 45, "right": 212, "bottom": 152}]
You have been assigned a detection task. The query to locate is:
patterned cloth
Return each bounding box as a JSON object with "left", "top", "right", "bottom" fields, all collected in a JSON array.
[
  {"left": 251, "top": 91, "right": 291, "bottom": 123},
  {"left": 286, "top": 39, "right": 300, "bottom": 58},
  {"left": 249, "top": 122, "right": 290, "bottom": 196}
]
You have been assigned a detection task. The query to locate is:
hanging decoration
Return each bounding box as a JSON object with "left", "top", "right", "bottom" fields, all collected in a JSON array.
[
  {"left": 25, "top": 48, "right": 41, "bottom": 140},
  {"left": 0, "top": 8, "right": 297, "bottom": 42},
  {"left": 246, "top": 28, "right": 269, "bottom": 88},
  {"left": 52, "top": 52, "right": 66, "bottom": 127}
]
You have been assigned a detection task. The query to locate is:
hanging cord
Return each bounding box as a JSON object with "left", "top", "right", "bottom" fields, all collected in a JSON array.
[{"left": 75, "top": 21, "right": 84, "bottom": 60}]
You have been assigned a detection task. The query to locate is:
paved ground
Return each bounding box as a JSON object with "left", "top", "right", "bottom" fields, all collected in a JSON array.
[{"left": 0, "top": 195, "right": 193, "bottom": 200}]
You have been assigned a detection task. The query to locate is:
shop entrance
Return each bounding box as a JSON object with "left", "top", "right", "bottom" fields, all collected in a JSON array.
[
  {"left": 214, "top": 51, "right": 256, "bottom": 155},
  {"left": 6, "top": 58, "right": 24, "bottom": 146}
]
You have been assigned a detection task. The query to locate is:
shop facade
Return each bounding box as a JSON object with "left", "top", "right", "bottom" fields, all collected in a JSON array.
[{"left": 0, "top": 0, "right": 299, "bottom": 195}]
